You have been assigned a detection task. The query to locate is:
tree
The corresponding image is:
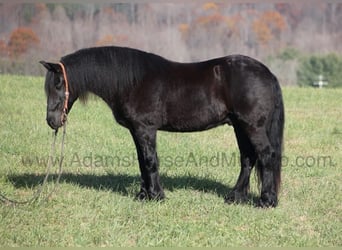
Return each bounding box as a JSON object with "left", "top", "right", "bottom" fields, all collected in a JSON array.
[
  {"left": 252, "top": 10, "right": 286, "bottom": 46},
  {"left": 180, "top": 2, "right": 241, "bottom": 60},
  {"left": 252, "top": 18, "right": 272, "bottom": 45},
  {"left": 7, "top": 27, "right": 39, "bottom": 57},
  {"left": 0, "top": 39, "right": 7, "bottom": 56}
]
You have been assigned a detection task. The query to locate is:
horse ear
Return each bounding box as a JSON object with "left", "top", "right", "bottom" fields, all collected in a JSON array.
[{"left": 39, "top": 61, "right": 61, "bottom": 73}]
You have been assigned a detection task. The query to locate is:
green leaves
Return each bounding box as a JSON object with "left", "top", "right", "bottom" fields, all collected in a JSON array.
[{"left": 297, "top": 53, "right": 342, "bottom": 88}]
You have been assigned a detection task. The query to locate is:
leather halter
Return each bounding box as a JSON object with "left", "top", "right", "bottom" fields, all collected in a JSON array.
[{"left": 58, "top": 62, "right": 69, "bottom": 125}]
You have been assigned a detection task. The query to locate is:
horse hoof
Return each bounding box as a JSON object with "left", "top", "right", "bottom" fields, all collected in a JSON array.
[
  {"left": 148, "top": 191, "right": 165, "bottom": 201},
  {"left": 135, "top": 190, "right": 165, "bottom": 201},
  {"left": 135, "top": 191, "right": 148, "bottom": 201},
  {"left": 257, "top": 194, "right": 278, "bottom": 208}
]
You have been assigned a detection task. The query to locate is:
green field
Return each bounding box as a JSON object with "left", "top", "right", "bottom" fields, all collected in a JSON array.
[{"left": 0, "top": 74, "right": 341, "bottom": 246}]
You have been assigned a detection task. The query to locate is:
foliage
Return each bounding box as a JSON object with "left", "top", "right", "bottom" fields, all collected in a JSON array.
[
  {"left": 267, "top": 48, "right": 342, "bottom": 88},
  {"left": 0, "top": 39, "right": 7, "bottom": 56},
  {"left": 252, "top": 10, "right": 287, "bottom": 45},
  {"left": 96, "top": 34, "right": 128, "bottom": 47},
  {"left": 0, "top": 75, "right": 341, "bottom": 246},
  {"left": 202, "top": 2, "right": 218, "bottom": 11},
  {"left": 252, "top": 18, "right": 272, "bottom": 45},
  {"left": 180, "top": 3, "right": 242, "bottom": 60},
  {"left": 276, "top": 47, "right": 301, "bottom": 61},
  {"left": 7, "top": 27, "right": 39, "bottom": 58},
  {"left": 1, "top": 3, "right": 342, "bottom": 75},
  {"left": 297, "top": 54, "right": 342, "bottom": 88}
]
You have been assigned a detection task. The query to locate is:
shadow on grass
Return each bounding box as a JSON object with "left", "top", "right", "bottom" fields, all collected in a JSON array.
[{"left": 6, "top": 172, "right": 259, "bottom": 205}]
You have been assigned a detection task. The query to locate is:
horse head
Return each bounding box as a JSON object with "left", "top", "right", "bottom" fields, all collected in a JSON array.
[{"left": 40, "top": 61, "right": 74, "bottom": 131}]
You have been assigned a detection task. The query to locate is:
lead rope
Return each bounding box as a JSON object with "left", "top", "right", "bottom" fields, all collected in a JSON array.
[
  {"left": 0, "top": 119, "right": 67, "bottom": 206},
  {"left": 42, "top": 121, "right": 67, "bottom": 202},
  {"left": 1, "top": 62, "right": 69, "bottom": 206}
]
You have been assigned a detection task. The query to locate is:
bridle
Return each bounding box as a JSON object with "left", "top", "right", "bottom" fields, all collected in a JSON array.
[{"left": 58, "top": 62, "right": 69, "bottom": 125}]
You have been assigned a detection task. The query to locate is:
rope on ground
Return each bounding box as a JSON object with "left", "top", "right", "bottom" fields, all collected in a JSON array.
[{"left": 0, "top": 123, "right": 66, "bottom": 206}]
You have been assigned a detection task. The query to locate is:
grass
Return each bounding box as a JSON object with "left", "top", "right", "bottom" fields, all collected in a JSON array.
[{"left": 0, "top": 74, "right": 341, "bottom": 247}]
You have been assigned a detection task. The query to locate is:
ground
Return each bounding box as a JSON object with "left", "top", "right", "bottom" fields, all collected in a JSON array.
[{"left": 0, "top": 75, "right": 341, "bottom": 246}]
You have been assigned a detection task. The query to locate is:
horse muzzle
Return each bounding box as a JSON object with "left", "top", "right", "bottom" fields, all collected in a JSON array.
[{"left": 46, "top": 112, "right": 63, "bottom": 130}]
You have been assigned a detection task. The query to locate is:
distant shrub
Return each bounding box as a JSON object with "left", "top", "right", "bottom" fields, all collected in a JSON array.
[
  {"left": 277, "top": 47, "right": 301, "bottom": 61},
  {"left": 297, "top": 53, "right": 342, "bottom": 88}
]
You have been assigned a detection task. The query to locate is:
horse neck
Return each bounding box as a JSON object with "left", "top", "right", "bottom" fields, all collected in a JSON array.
[{"left": 70, "top": 70, "right": 115, "bottom": 105}]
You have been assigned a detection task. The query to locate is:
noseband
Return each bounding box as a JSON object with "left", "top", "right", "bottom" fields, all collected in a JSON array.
[{"left": 58, "top": 62, "right": 69, "bottom": 125}]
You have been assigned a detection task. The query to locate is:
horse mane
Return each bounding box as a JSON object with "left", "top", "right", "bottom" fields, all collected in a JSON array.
[{"left": 60, "top": 46, "right": 170, "bottom": 103}]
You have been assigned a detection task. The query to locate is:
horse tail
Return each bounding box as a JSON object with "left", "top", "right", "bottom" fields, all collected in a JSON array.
[{"left": 256, "top": 77, "right": 284, "bottom": 195}]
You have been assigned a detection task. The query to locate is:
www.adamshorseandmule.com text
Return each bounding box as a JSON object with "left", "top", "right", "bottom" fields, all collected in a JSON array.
[{"left": 20, "top": 152, "right": 337, "bottom": 169}]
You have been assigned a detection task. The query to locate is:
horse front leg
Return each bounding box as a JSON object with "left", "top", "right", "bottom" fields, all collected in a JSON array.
[{"left": 130, "top": 127, "right": 165, "bottom": 201}]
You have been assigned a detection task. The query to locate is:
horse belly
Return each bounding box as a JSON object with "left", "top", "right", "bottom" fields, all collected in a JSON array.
[{"left": 161, "top": 99, "right": 229, "bottom": 132}]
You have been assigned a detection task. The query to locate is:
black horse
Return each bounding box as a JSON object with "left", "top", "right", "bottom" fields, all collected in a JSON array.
[{"left": 40, "top": 46, "right": 284, "bottom": 207}]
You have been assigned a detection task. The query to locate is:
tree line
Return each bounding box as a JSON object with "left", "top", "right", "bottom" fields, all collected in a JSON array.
[{"left": 0, "top": 2, "right": 341, "bottom": 87}]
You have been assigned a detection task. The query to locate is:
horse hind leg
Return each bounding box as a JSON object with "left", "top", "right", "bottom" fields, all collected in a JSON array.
[
  {"left": 248, "top": 128, "right": 280, "bottom": 207},
  {"left": 225, "top": 123, "right": 257, "bottom": 204},
  {"left": 227, "top": 111, "right": 281, "bottom": 207}
]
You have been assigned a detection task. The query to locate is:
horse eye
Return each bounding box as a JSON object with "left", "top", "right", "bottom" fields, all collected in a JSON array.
[
  {"left": 55, "top": 76, "right": 63, "bottom": 90},
  {"left": 55, "top": 80, "right": 63, "bottom": 90}
]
